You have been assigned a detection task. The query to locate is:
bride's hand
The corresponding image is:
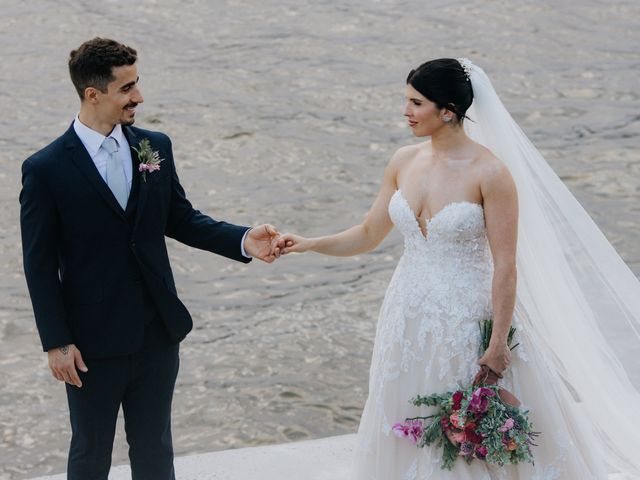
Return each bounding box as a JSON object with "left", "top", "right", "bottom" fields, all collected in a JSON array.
[
  {"left": 277, "top": 233, "right": 313, "bottom": 254},
  {"left": 477, "top": 344, "right": 511, "bottom": 376}
]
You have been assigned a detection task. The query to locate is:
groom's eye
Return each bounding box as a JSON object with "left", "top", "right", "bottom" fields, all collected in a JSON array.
[{"left": 120, "top": 79, "right": 138, "bottom": 93}]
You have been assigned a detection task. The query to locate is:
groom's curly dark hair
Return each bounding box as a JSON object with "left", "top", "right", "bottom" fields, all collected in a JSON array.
[{"left": 68, "top": 37, "right": 137, "bottom": 100}]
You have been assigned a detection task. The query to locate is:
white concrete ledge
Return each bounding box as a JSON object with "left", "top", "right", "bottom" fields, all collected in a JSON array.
[
  {"left": 30, "top": 434, "right": 635, "bottom": 480},
  {"left": 31, "top": 434, "right": 356, "bottom": 480}
]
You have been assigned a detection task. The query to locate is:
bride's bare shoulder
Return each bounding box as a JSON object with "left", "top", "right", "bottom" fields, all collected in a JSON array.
[
  {"left": 474, "top": 144, "right": 511, "bottom": 178},
  {"left": 389, "top": 141, "right": 429, "bottom": 168},
  {"left": 473, "top": 144, "right": 517, "bottom": 197},
  {"left": 380, "top": 142, "right": 429, "bottom": 188}
]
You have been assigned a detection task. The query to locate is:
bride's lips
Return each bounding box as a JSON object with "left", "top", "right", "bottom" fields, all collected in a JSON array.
[{"left": 408, "top": 120, "right": 418, "bottom": 128}]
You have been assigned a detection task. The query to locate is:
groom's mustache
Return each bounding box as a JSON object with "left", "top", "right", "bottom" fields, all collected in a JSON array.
[{"left": 124, "top": 103, "right": 138, "bottom": 109}]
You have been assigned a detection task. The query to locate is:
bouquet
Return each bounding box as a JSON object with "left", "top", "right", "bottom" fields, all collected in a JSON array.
[{"left": 393, "top": 319, "right": 539, "bottom": 469}]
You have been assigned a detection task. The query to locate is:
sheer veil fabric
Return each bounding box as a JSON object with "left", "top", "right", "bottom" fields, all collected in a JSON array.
[{"left": 461, "top": 59, "right": 640, "bottom": 477}]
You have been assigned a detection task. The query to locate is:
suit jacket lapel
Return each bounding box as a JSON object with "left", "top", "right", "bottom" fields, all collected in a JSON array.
[
  {"left": 65, "top": 125, "right": 127, "bottom": 222},
  {"left": 123, "top": 126, "right": 150, "bottom": 232},
  {"left": 123, "top": 128, "right": 140, "bottom": 218}
]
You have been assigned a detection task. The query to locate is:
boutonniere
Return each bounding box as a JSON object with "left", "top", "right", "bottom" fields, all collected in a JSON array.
[{"left": 133, "top": 138, "right": 164, "bottom": 182}]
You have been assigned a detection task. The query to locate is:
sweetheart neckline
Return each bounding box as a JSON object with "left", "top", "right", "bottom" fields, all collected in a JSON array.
[{"left": 394, "top": 189, "right": 484, "bottom": 240}]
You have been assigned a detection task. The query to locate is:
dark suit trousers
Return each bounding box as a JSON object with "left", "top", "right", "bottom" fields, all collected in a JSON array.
[{"left": 65, "top": 320, "right": 179, "bottom": 480}]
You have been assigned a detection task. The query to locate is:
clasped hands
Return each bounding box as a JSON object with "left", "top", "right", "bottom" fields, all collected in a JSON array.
[
  {"left": 245, "top": 225, "right": 310, "bottom": 262},
  {"left": 243, "top": 224, "right": 284, "bottom": 263}
]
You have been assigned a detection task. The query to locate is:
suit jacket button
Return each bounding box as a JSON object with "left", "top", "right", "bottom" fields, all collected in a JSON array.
[{"left": 130, "top": 241, "right": 136, "bottom": 248}]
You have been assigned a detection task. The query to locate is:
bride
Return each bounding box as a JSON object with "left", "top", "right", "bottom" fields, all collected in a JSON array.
[{"left": 277, "top": 58, "right": 640, "bottom": 479}]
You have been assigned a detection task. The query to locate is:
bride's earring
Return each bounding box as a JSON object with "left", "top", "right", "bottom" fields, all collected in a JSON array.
[{"left": 442, "top": 116, "right": 452, "bottom": 123}]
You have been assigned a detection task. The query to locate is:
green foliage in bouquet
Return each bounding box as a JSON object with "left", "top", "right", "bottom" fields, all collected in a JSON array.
[{"left": 479, "top": 318, "right": 519, "bottom": 354}]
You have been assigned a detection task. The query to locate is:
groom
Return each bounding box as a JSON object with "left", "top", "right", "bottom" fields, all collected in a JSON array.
[{"left": 19, "top": 37, "right": 280, "bottom": 479}]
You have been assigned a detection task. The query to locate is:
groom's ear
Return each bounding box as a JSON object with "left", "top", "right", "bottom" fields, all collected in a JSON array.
[{"left": 83, "top": 87, "right": 100, "bottom": 104}]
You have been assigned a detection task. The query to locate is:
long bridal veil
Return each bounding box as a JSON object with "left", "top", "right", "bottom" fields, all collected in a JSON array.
[{"left": 460, "top": 59, "right": 640, "bottom": 477}]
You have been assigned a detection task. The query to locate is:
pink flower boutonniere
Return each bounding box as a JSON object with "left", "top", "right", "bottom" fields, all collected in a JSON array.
[{"left": 133, "top": 138, "right": 164, "bottom": 182}]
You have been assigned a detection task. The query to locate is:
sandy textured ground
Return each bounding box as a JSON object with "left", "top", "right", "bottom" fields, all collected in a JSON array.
[{"left": 1, "top": 0, "right": 639, "bottom": 478}]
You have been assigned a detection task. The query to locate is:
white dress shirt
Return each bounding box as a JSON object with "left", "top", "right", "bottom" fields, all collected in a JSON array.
[
  {"left": 73, "top": 116, "right": 133, "bottom": 194},
  {"left": 73, "top": 116, "right": 252, "bottom": 258}
]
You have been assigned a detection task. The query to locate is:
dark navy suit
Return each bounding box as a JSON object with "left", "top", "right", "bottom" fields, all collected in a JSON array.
[{"left": 20, "top": 123, "right": 250, "bottom": 479}]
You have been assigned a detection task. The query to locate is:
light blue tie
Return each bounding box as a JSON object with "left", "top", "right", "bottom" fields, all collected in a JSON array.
[{"left": 102, "top": 137, "right": 128, "bottom": 210}]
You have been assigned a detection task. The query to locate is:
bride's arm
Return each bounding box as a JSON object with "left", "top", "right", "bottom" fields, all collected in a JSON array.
[
  {"left": 279, "top": 152, "right": 401, "bottom": 256},
  {"left": 478, "top": 159, "right": 519, "bottom": 374}
]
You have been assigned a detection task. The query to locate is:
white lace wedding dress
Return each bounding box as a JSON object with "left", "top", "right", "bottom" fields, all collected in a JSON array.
[{"left": 351, "top": 189, "right": 610, "bottom": 480}]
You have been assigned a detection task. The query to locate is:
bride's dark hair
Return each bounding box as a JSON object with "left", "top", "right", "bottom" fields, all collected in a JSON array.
[{"left": 406, "top": 58, "right": 473, "bottom": 124}]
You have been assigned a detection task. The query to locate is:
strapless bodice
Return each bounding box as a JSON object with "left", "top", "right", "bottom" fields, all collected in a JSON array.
[{"left": 389, "top": 189, "right": 490, "bottom": 264}]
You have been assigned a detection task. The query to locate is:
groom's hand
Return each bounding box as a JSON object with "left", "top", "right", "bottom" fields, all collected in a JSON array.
[
  {"left": 244, "top": 224, "right": 281, "bottom": 263},
  {"left": 47, "top": 344, "right": 88, "bottom": 388}
]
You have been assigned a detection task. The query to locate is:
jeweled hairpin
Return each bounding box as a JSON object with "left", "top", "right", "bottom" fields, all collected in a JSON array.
[{"left": 457, "top": 57, "right": 473, "bottom": 81}]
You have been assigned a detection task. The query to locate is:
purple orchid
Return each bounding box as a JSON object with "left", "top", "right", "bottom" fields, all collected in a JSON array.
[
  {"left": 468, "top": 387, "right": 496, "bottom": 414},
  {"left": 392, "top": 419, "right": 424, "bottom": 444}
]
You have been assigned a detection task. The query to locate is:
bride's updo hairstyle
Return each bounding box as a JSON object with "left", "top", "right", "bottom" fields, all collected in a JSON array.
[{"left": 406, "top": 58, "right": 473, "bottom": 124}]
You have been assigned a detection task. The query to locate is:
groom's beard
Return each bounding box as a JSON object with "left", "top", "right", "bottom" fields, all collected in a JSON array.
[{"left": 121, "top": 103, "right": 138, "bottom": 126}]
